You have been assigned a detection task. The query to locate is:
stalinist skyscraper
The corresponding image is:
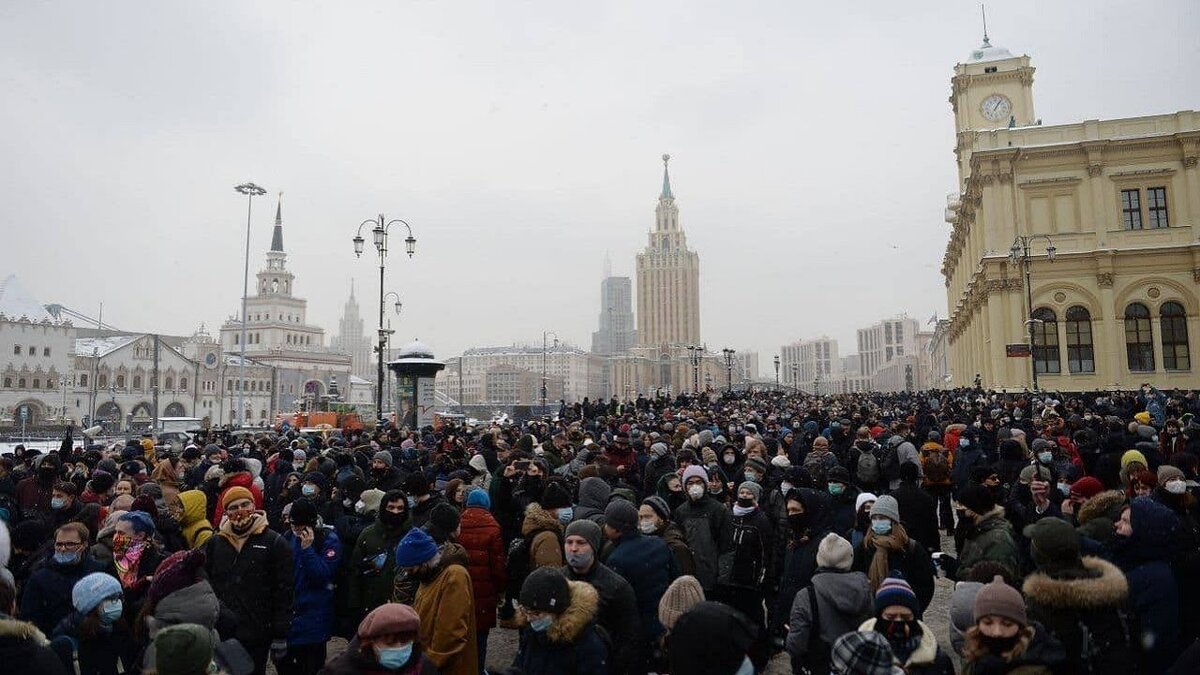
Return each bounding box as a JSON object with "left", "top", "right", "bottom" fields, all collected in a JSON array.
[{"left": 612, "top": 155, "right": 718, "bottom": 397}]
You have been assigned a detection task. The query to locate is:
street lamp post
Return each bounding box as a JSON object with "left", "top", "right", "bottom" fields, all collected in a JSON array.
[
  {"left": 353, "top": 215, "right": 417, "bottom": 421},
  {"left": 791, "top": 363, "right": 798, "bottom": 391},
  {"left": 233, "top": 182, "right": 267, "bottom": 427},
  {"left": 773, "top": 355, "right": 780, "bottom": 389},
  {"left": 686, "top": 345, "right": 704, "bottom": 393},
  {"left": 722, "top": 348, "right": 735, "bottom": 393},
  {"left": 541, "top": 331, "right": 559, "bottom": 408},
  {"left": 1009, "top": 234, "right": 1057, "bottom": 391},
  {"left": 813, "top": 377, "right": 820, "bottom": 397}
]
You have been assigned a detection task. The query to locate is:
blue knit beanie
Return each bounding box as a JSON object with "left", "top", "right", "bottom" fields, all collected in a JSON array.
[
  {"left": 875, "top": 571, "right": 919, "bottom": 616},
  {"left": 394, "top": 526, "right": 438, "bottom": 568},
  {"left": 465, "top": 488, "right": 491, "bottom": 510},
  {"left": 73, "top": 572, "right": 122, "bottom": 615}
]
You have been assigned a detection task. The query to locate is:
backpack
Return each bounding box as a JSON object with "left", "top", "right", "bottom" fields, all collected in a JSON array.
[
  {"left": 855, "top": 447, "right": 881, "bottom": 484},
  {"left": 880, "top": 438, "right": 903, "bottom": 481},
  {"left": 923, "top": 449, "right": 950, "bottom": 483},
  {"left": 795, "top": 585, "right": 831, "bottom": 675},
  {"left": 505, "top": 527, "right": 563, "bottom": 593},
  {"left": 802, "top": 453, "right": 831, "bottom": 484}
]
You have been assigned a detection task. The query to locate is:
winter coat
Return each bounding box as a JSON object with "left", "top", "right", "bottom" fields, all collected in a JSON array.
[
  {"left": 348, "top": 517, "right": 411, "bottom": 615},
  {"left": 786, "top": 569, "right": 872, "bottom": 671},
  {"left": 604, "top": 530, "right": 678, "bottom": 641},
  {"left": 412, "top": 556, "right": 478, "bottom": 675},
  {"left": 573, "top": 477, "right": 611, "bottom": 526},
  {"left": 828, "top": 485, "right": 861, "bottom": 539},
  {"left": 774, "top": 489, "right": 835, "bottom": 633},
  {"left": 177, "top": 489, "right": 214, "bottom": 549},
  {"left": 19, "top": 554, "right": 107, "bottom": 636},
  {"left": 203, "top": 513, "right": 294, "bottom": 646},
  {"left": 513, "top": 579, "right": 610, "bottom": 675},
  {"left": 1112, "top": 496, "right": 1182, "bottom": 674},
  {"left": 564, "top": 561, "right": 639, "bottom": 675},
  {"left": 890, "top": 481, "right": 942, "bottom": 553},
  {"left": 457, "top": 505, "right": 506, "bottom": 631},
  {"left": 958, "top": 506, "right": 1021, "bottom": 579},
  {"left": 952, "top": 444, "right": 987, "bottom": 496},
  {"left": 859, "top": 618, "right": 955, "bottom": 675},
  {"left": 410, "top": 493, "right": 445, "bottom": 529},
  {"left": 50, "top": 609, "right": 130, "bottom": 675},
  {"left": 722, "top": 506, "right": 774, "bottom": 589},
  {"left": 285, "top": 526, "right": 343, "bottom": 646},
  {"left": 658, "top": 521, "right": 696, "bottom": 577},
  {"left": 140, "top": 579, "right": 254, "bottom": 675},
  {"left": 671, "top": 494, "right": 733, "bottom": 591},
  {"left": 1075, "top": 490, "right": 1126, "bottom": 545},
  {"left": 0, "top": 616, "right": 70, "bottom": 675},
  {"left": 1022, "top": 556, "right": 1136, "bottom": 675},
  {"left": 318, "top": 637, "right": 441, "bottom": 675},
  {"left": 961, "top": 621, "right": 1067, "bottom": 675},
  {"left": 522, "top": 505, "right": 565, "bottom": 569},
  {"left": 851, "top": 536, "right": 937, "bottom": 615}
]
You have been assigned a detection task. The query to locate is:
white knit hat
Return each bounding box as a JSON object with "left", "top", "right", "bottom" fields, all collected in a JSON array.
[{"left": 816, "top": 533, "right": 854, "bottom": 571}]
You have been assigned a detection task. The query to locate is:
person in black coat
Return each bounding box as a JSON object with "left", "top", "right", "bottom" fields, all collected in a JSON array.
[
  {"left": 851, "top": 495, "right": 936, "bottom": 616},
  {"left": 0, "top": 579, "right": 70, "bottom": 675},
  {"left": 20, "top": 523, "right": 107, "bottom": 636},
  {"left": 204, "top": 487, "right": 294, "bottom": 675},
  {"left": 563, "top": 519, "right": 641, "bottom": 675},
  {"left": 771, "top": 487, "right": 834, "bottom": 638},
  {"left": 513, "top": 568, "right": 610, "bottom": 675},
  {"left": 890, "top": 462, "right": 942, "bottom": 553}
]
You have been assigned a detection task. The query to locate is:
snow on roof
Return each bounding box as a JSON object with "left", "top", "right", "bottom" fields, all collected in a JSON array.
[
  {"left": 0, "top": 275, "right": 56, "bottom": 322},
  {"left": 967, "top": 40, "right": 1015, "bottom": 63},
  {"left": 74, "top": 334, "right": 140, "bottom": 357},
  {"left": 349, "top": 375, "right": 372, "bottom": 385}
]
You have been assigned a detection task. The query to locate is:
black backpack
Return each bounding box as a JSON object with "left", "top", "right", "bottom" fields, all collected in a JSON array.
[{"left": 794, "top": 585, "right": 831, "bottom": 675}]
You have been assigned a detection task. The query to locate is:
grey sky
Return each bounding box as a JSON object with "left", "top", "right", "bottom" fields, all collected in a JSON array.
[{"left": 2, "top": 1, "right": 1196, "bottom": 377}]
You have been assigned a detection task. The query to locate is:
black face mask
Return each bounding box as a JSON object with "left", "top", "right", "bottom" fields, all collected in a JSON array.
[
  {"left": 379, "top": 509, "right": 408, "bottom": 528},
  {"left": 875, "top": 617, "right": 918, "bottom": 642},
  {"left": 788, "top": 513, "right": 807, "bottom": 534},
  {"left": 979, "top": 633, "right": 1022, "bottom": 655},
  {"left": 735, "top": 497, "right": 754, "bottom": 508}
]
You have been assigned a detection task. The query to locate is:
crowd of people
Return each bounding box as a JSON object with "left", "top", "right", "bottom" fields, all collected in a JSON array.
[{"left": 0, "top": 384, "right": 1198, "bottom": 675}]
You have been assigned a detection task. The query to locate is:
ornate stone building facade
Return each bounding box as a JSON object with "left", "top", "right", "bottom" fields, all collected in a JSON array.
[{"left": 942, "top": 34, "right": 1199, "bottom": 390}]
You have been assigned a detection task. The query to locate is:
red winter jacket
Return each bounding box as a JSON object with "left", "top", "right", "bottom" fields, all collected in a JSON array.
[
  {"left": 457, "top": 506, "right": 506, "bottom": 630},
  {"left": 212, "top": 471, "right": 263, "bottom": 524}
]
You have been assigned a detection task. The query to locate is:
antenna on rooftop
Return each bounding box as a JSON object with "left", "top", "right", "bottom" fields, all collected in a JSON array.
[{"left": 981, "top": 4, "right": 991, "bottom": 46}]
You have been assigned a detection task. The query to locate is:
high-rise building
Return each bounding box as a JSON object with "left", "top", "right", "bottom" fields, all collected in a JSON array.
[
  {"left": 332, "top": 282, "right": 373, "bottom": 384},
  {"left": 591, "top": 272, "right": 636, "bottom": 357},
  {"left": 435, "top": 344, "right": 602, "bottom": 404},
  {"left": 856, "top": 316, "right": 920, "bottom": 378},
  {"left": 779, "top": 337, "right": 840, "bottom": 392},
  {"left": 942, "top": 33, "right": 1198, "bottom": 389}
]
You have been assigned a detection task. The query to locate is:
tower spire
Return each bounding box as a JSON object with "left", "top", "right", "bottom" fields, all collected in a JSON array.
[
  {"left": 980, "top": 4, "right": 990, "bottom": 47},
  {"left": 270, "top": 191, "right": 284, "bottom": 252},
  {"left": 349, "top": 278, "right": 355, "bottom": 300},
  {"left": 603, "top": 251, "right": 612, "bottom": 279},
  {"left": 660, "top": 153, "right": 673, "bottom": 200}
]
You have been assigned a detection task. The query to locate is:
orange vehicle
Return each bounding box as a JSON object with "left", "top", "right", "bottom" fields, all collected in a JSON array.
[{"left": 290, "top": 410, "right": 365, "bottom": 432}]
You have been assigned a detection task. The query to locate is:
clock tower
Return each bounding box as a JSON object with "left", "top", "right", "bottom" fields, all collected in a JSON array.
[{"left": 949, "top": 32, "right": 1036, "bottom": 183}]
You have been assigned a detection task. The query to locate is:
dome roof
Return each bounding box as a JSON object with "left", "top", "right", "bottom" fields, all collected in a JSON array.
[
  {"left": 396, "top": 339, "right": 435, "bottom": 360},
  {"left": 967, "top": 38, "right": 1014, "bottom": 63}
]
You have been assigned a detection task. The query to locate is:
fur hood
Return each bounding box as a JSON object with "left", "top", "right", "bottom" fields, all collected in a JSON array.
[
  {"left": 974, "top": 504, "right": 1007, "bottom": 526},
  {"left": 1022, "top": 556, "right": 1128, "bottom": 609},
  {"left": 859, "top": 618, "right": 939, "bottom": 666},
  {"left": 1077, "top": 490, "right": 1126, "bottom": 525},
  {"left": 516, "top": 580, "right": 600, "bottom": 644},
  {"left": 522, "top": 504, "right": 562, "bottom": 537},
  {"left": 0, "top": 617, "right": 49, "bottom": 646}
]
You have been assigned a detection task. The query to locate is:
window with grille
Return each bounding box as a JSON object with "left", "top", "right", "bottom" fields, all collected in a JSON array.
[
  {"left": 1147, "top": 187, "right": 1169, "bottom": 228},
  {"left": 1121, "top": 189, "right": 1143, "bottom": 229},
  {"left": 1031, "top": 307, "right": 1060, "bottom": 374},
  {"left": 1124, "top": 303, "right": 1155, "bottom": 371},
  {"left": 1160, "top": 302, "right": 1190, "bottom": 370},
  {"left": 1064, "top": 306, "right": 1095, "bottom": 373}
]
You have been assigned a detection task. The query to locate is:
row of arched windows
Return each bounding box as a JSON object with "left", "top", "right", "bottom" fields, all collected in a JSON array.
[{"left": 1031, "top": 302, "right": 1191, "bottom": 374}]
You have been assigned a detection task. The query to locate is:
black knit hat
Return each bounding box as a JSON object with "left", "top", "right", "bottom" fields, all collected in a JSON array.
[
  {"left": 403, "top": 472, "right": 430, "bottom": 497},
  {"left": 89, "top": 472, "right": 115, "bottom": 495},
  {"left": 519, "top": 567, "right": 572, "bottom": 613},
  {"left": 425, "top": 502, "right": 461, "bottom": 543},
  {"left": 289, "top": 498, "right": 319, "bottom": 527},
  {"left": 668, "top": 601, "right": 756, "bottom": 675},
  {"left": 541, "top": 480, "right": 572, "bottom": 510},
  {"left": 959, "top": 485, "right": 996, "bottom": 515}
]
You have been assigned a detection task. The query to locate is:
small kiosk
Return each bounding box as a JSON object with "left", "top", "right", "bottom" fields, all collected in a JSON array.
[{"left": 387, "top": 340, "right": 445, "bottom": 430}]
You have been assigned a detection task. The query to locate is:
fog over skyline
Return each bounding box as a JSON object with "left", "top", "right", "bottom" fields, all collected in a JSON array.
[{"left": 2, "top": 1, "right": 1197, "bottom": 376}]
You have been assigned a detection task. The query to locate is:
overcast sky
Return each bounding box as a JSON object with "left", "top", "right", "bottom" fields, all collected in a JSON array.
[{"left": 2, "top": 1, "right": 1197, "bottom": 377}]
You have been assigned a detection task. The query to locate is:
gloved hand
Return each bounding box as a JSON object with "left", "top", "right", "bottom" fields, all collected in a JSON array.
[
  {"left": 270, "top": 639, "right": 288, "bottom": 660},
  {"left": 936, "top": 554, "right": 960, "bottom": 579}
]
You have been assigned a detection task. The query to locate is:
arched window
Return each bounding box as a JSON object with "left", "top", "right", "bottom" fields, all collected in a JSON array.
[
  {"left": 31, "top": 379, "right": 40, "bottom": 390},
  {"left": 1064, "top": 306, "right": 1095, "bottom": 373},
  {"left": 1161, "top": 302, "right": 1191, "bottom": 370},
  {"left": 132, "top": 375, "right": 142, "bottom": 390},
  {"left": 98, "top": 374, "right": 107, "bottom": 388},
  {"left": 1031, "top": 307, "right": 1060, "bottom": 374},
  {"left": 180, "top": 377, "right": 188, "bottom": 390},
  {"left": 164, "top": 376, "right": 174, "bottom": 390},
  {"left": 18, "top": 378, "right": 26, "bottom": 388},
  {"left": 2, "top": 378, "right": 10, "bottom": 388},
  {"left": 116, "top": 375, "right": 126, "bottom": 389},
  {"left": 1124, "top": 303, "right": 1155, "bottom": 371},
  {"left": 79, "top": 374, "right": 88, "bottom": 387}
]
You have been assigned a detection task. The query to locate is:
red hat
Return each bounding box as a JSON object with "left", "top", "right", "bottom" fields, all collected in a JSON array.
[
  {"left": 358, "top": 603, "right": 420, "bottom": 640},
  {"left": 1069, "top": 476, "right": 1104, "bottom": 500}
]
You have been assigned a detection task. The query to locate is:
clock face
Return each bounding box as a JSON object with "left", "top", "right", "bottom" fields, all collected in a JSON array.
[
  {"left": 204, "top": 352, "right": 218, "bottom": 369},
  {"left": 981, "top": 94, "right": 1012, "bottom": 123}
]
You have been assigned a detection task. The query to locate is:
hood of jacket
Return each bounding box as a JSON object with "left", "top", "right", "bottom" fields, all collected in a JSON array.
[
  {"left": 1077, "top": 490, "right": 1126, "bottom": 525},
  {"left": 459, "top": 505, "right": 499, "bottom": 533},
  {"left": 1115, "top": 496, "right": 1180, "bottom": 565},
  {"left": 813, "top": 569, "right": 872, "bottom": 616},
  {"left": 177, "top": 489, "right": 208, "bottom": 527},
  {"left": 522, "top": 504, "right": 563, "bottom": 537},
  {"left": 439, "top": 542, "right": 471, "bottom": 570},
  {"left": 859, "top": 618, "right": 939, "bottom": 666},
  {"left": 151, "top": 579, "right": 220, "bottom": 631},
  {"left": 219, "top": 470, "right": 254, "bottom": 491},
  {"left": 519, "top": 579, "right": 599, "bottom": 644},
  {"left": 577, "top": 477, "right": 611, "bottom": 510},
  {"left": 796, "top": 487, "right": 834, "bottom": 536},
  {"left": 0, "top": 616, "right": 49, "bottom": 647},
  {"left": 1022, "top": 556, "right": 1128, "bottom": 609}
]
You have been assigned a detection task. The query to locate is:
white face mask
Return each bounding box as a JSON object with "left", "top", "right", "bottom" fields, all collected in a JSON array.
[
  {"left": 687, "top": 484, "right": 705, "bottom": 499},
  {"left": 1166, "top": 480, "right": 1187, "bottom": 495},
  {"left": 638, "top": 519, "right": 658, "bottom": 534},
  {"left": 354, "top": 500, "right": 366, "bottom": 513}
]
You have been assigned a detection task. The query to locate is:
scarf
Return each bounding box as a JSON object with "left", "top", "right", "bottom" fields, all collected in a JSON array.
[
  {"left": 114, "top": 540, "right": 149, "bottom": 589},
  {"left": 864, "top": 522, "right": 910, "bottom": 592},
  {"left": 218, "top": 512, "right": 269, "bottom": 552}
]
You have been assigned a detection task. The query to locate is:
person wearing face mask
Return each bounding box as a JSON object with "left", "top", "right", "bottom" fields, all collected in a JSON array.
[
  {"left": 850, "top": 495, "right": 935, "bottom": 614},
  {"left": 826, "top": 466, "right": 862, "bottom": 539},
  {"left": 211, "top": 458, "right": 263, "bottom": 527},
  {"left": 320, "top": 603, "right": 440, "bottom": 674},
  {"left": 850, "top": 492, "right": 878, "bottom": 549},
  {"left": 204, "top": 487, "right": 295, "bottom": 675},
  {"left": 1110, "top": 497, "right": 1183, "bottom": 674},
  {"left": 513, "top": 567, "right": 608, "bottom": 675},
  {"left": 961, "top": 575, "right": 1064, "bottom": 675},
  {"left": 604, "top": 499, "right": 679, "bottom": 670},
  {"left": 1152, "top": 465, "right": 1200, "bottom": 643},
  {"left": 655, "top": 473, "right": 687, "bottom": 513},
  {"left": 277, "top": 498, "right": 342, "bottom": 675},
  {"left": 395, "top": 527, "right": 478, "bottom": 675},
  {"left": 771, "top": 487, "right": 834, "bottom": 641},
  {"left": 48, "top": 571, "right": 129, "bottom": 675},
  {"left": 14, "top": 453, "right": 61, "bottom": 515},
  {"left": 170, "top": 489, "right": 213, "bottom": 550},
  {"left": 367, "top": 452, "right": 403, "bottom": 492},
  {"left": 716, "top": 482, "right": 773, "bottom": 668},
  {"left": 638, "top": 496, "right": 696, "bottom": 576},
  {"left": 671, "top": 466, "right": 733, "bottom": 594},
  {"left": 349, "top": 490, "right": 411, "bottom": 622},
  {"left": 22, "top": 523, "right": 106, "bottom": 637},
  {"left": 859, "top": 573, "right": 954, "bottom": 675},
  {"left": 561, "top": 519, "right": 640, "bottom": 675},
  {"left": 108, "top": 511, "right": 164, "bottom": 625},
  {"left": 941, "top": 486, "right": 1019, "bottom": 584}
]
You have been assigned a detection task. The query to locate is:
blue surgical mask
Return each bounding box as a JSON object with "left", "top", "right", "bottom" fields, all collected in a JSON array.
[
  {"left": 557, "top": 507, "right": 574, "bottom": 524},
  {"left": 828, "top": 483, "right": 845, "bottom": 496},
  {"left": 871, "top": 519, "right": 893, "bottom": 535},
  {"left": 407, "top": 497, "right": 416, "bottom": 509},
  {"left": 376, "top": 643, "right": 413, "bottom": 669},
  {"left": 53, "top": 550, "right": 80, "bottom": 565},
  {"left": 50, "top": 497, "right": 66, "bottom": 510},
  {"left": 1038, "top": 452, "right": 1053, "bottom": 464},
  {"left": 301, "top": 484, "right": 317, "bottom": 497},
  {"left": 99, "top": 598, "right": 123, "bottom": 624},
  {"left": 744, "top": 472, "right": 758, "bottom": 483},
  {"left": 529, "top": 615, "right": 553, "bottom": 632},
  {"left": 1056, "top": 482, "right": 1070, "bottom": 495}
]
